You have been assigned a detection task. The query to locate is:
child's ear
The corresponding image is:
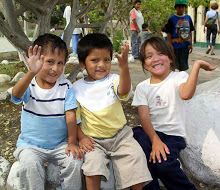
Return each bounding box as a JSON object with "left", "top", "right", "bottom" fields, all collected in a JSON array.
[{"left": 79, "top": 61, "right": 86, "bottom": 69}]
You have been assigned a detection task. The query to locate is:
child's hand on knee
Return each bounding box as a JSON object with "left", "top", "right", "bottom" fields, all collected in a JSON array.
[
  {"left": 66, "top": 144, "right": 84, "bottom": 160},
  {"left": 79, "top": 136, "right": 95, "bottom": 152},
  {"left": 150, "top": 138, "right": 170, "bottom": 164}
]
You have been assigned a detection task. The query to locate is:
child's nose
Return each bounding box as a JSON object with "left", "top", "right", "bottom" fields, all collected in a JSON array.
[{"left": 51, "top": 64, "right": 58, "bottom": 71}]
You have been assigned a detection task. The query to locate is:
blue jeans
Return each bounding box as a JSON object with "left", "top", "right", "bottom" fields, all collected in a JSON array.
[
  {"left": 133, "top": 127, "right": 197, "bottom": 190},
  {"left": 207, "top": 24, "right": 217, "bottom": 47},
  {"left": 61, "top": 33, "right": 80, "bottom": 54},
  {"left": 131, "top": 30, "right": 140, "bottom": 59}
]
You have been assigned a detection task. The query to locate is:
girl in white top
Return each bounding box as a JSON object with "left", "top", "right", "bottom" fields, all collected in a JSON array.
[
  {"left": 132, "top": 36, "right": 217, "bottom": 189},
  {"left": 203, "top": 2, "right": 220, "bottom": 55}
]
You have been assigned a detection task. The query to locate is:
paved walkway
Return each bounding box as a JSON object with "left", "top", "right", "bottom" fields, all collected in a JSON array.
[{"left": 0, "top": 37, "right": 220, "bottom": 59}]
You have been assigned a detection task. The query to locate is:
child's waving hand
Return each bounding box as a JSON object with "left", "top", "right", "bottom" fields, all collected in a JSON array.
[
  {"left": 115, "top": 43, "right": 129, "bottom": 68},
  {"left": 22, "top": 45, "right": 44, "bottom": 74}
]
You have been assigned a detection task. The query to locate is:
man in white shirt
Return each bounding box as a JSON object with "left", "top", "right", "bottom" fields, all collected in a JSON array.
[{"left": 62, "top": 5, "right": 82, "bottom": 55}]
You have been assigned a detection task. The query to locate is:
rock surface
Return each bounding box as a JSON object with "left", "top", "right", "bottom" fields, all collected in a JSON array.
[
  {"left": 0, "top": 74, "right": 11, "bottom": 83},
  {"left": 180, "top": 77, "right": 220, "bottom": 188}
]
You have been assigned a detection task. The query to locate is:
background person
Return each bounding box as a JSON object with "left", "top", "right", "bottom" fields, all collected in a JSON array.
[
  {"left": 203, "top": 2, "right": 220, "bottom": 55},
  {"left": 140, "top": 23, "right": 152, "bottom": 45},
  {"left": 130, "top": 0, "right": 144, "bottom": 59},
  {"left": 167, "top": 0, "right": 194, "bottom": 71},
  {"left": 62, "top": 5, "right": 82, "bottom": 55}
]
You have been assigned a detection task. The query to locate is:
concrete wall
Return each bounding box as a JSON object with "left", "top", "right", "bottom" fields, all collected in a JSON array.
[{"left": 188, "top": 1, "right": 220, "bottom": 49}]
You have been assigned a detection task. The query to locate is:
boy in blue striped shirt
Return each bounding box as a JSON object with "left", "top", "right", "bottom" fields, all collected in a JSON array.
[{"left": 11, "top": 33, "right": 84, "bottom": 190}]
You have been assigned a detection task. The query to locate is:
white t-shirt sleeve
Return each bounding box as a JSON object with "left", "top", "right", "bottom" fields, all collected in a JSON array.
[
  {"left": 176, "top": 71, "right": 189, "bottom": 87},
  {"left": 132, "top": 82, "right": 148, "bottom": 106}
]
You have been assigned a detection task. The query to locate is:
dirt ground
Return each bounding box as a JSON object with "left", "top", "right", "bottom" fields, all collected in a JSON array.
[{"left": 0, "top": 52, "right": 219, "bottom": 166}]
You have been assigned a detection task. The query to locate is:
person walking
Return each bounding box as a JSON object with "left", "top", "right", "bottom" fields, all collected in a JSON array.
[
  {"left": 62, "top": 5, "right": 82, "bottom": 55},
  {"left": 130, "top": 0, "right": 144, "bottom": 59},
  {"left": 204, "top": 2, "right": 220, "bottom": 55}
]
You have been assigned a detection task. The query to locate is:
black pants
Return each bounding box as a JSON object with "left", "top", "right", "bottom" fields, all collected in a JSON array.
[
  {"left": 207, "top": 24, "right": 217, "bottom": 47},
  {"left": 133, "top": 127, "right": 197, "bottom": 190},
  {"left": 174, "top": 45, "right": 189, "bottom": 71}
]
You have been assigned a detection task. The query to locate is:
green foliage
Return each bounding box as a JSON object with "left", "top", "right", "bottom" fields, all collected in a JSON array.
[
  {"left": 112, "top": 30, "right": 123, "bottom": 54},
  {"left": 51, "top": 4, "right": 66, "bottom": 27},
  {"left": 188, "top": 0, "right": 210, "bottom": 8},
  {"left": 0, "top": 62, "right": 28, "bottom": 77},
  {"left": 88, "top": 9, "right": 105, "bottom": 33}
]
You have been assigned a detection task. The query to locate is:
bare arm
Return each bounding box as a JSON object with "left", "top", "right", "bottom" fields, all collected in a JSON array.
[
  {"left": 115, "top": 43, "right": 131, "bottom": 96},
  {"left": 12, "top": 45, "right": 44, "bottom": 98},
  {"left": 189, "top": 32, "right": 193, "bottom": 53},
  {"left": 218, "top": 17, "right": 220, "bottom": 34},
  {"left": 65, "top": 110, "right": 84, "bottom": 159},
  {"left": 204, "top": 16, "right": 208, "bottom": 33},
  {"left": 138, "top": 105, "right": 170, "bottom": 163},
  {"left": 167, "top": 33, "right": 174, "bottom": 51},
  {"left": 133, "top": 19, "right": 140, "bottom": 33},
  {"left": 179, "top": 60, "right": 218, "bottom": 100},
  {"left": 77, "top": 124, "right": 95, "bottom": 152}
]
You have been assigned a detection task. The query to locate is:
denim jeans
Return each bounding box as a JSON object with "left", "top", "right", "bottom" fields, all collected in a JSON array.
[
  {"left": 61, "top": 33, "right": 80, "bottom": 54},
  {"left": 131, "top": 30, "right": 140, "bottom": 59},
  {"left": 207, "top": 24, "right": 217, "bottom": 47},
  {"left": 133, "top": 126, "right": 197, "bottom": 190}
]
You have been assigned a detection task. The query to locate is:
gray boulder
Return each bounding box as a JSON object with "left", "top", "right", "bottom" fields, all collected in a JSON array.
[
  {"left": 0, "top": 157, "right": 11, "bottom": 190},
  {"left": 0, "top": 74, "right": 11, "bottom": 83},
  {"left": 0, "top": 91, "right": 10, "bottom": 101},
  {"left": 181, "top": 77, "right": 220, "bottom": 188},
  {"left": 11, "top": 72, "right": 25, "bottom": 83}
]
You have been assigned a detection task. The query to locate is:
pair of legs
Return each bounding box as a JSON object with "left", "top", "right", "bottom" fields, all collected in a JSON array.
[
  {"left": 174, "top": 45, "right": 189, "bottom": 71},
  {"left": 133, "top": 126, "right": 197, "bottom": 190},
  {"left": 61, "top": 33, "right": 80, "bottom": 54},
  {"left": 82, "top": 126, "right": 152, "bottom": 190},
  {"left": 131, "top": 30, "right": 141, "bottom": 59},
  {"left": 14, "top": 142, "right": 83, "bottom": 190},
  {"left": 206, "top": 24, "right": 217, "bottom": 55}
]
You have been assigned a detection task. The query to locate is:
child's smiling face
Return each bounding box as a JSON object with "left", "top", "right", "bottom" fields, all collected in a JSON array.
[
  {"left": 36, "top": 48, "right": 66, "bottom": 89},
  {"left": 144, "top": 44, "right": 172, "bottom": 83},
  {"left": 82, "top": 48, "right": 112, "bottom": 82}
]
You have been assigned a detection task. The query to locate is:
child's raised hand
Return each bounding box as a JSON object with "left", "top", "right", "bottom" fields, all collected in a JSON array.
[
  {"left": 65, "top": 143, "right": 84, "bottom": 160},
  {"left": 79, "top": 136, "right": 95, "bottom": 152},
  {"left": 195, "top": 60, "right": 218, "bottom": 71},
  {"left": 22, "top": 45, "right": 44, "bottom": 74},
  {"left": 115, "top": 43, "right": 129, "bottom": 68},
  {"left": 150, "top": 138, "right": 170, "bottom": 164}
]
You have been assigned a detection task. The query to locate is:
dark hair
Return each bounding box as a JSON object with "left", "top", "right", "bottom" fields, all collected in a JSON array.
[
  {"left": 77, "top": 33, "right": 113, "bottom": 64},
  {"left": 134, "top": 0, "right": 141, "bottom": 4},
  {"left": 140, "top": 36, "right": 175, "bottom": 71},
  {"left": 33, "top": 33, "right": 68, "bottom": 62},
  {"left": 175, "top": 4, "right": 187, "bottom": 8},
  {"left": 142, "top": 23, "right": 148, "bottom": 30},
  {"left": 211, "top": 2, "right": 219, "bottom": 10}
]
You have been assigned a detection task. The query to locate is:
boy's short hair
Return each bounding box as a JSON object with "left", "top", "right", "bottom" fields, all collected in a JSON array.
[
  {"left": 33, "top": 33, "right": 68, "bottom": 62},
  {"left": 142, "top": 23, "right": 148, "bottom": 30},
  {"left": 140, "top": 36, "right": 175, "bottom": 71},
  {"left": 211, "top": 2, "right": 219, "bottom": 10},
  {"left": 134, "top": 0, "right": 141, "bottom": 4},
  {"left": 77, "top": 33, "right": 113, "bottom": 64}
]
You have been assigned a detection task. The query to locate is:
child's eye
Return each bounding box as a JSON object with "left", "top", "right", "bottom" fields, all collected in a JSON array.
[
  {"left": 104, "top": 58, "right": 111, "bottom": 62},
  {"left": 58, "top": 62, "right": 64, "bottom": 65},
  {"left": 146, "top": 55, "right": 152, "bottom": 59},
  {"left": 91, "top": 59, "right": 98, "bottom": 63},
  {"left": 48, "top": 60, "right": 53, "bottom": 64},
  {"left": 158, "top": 52, "right": 164, "bottom": 55}
]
